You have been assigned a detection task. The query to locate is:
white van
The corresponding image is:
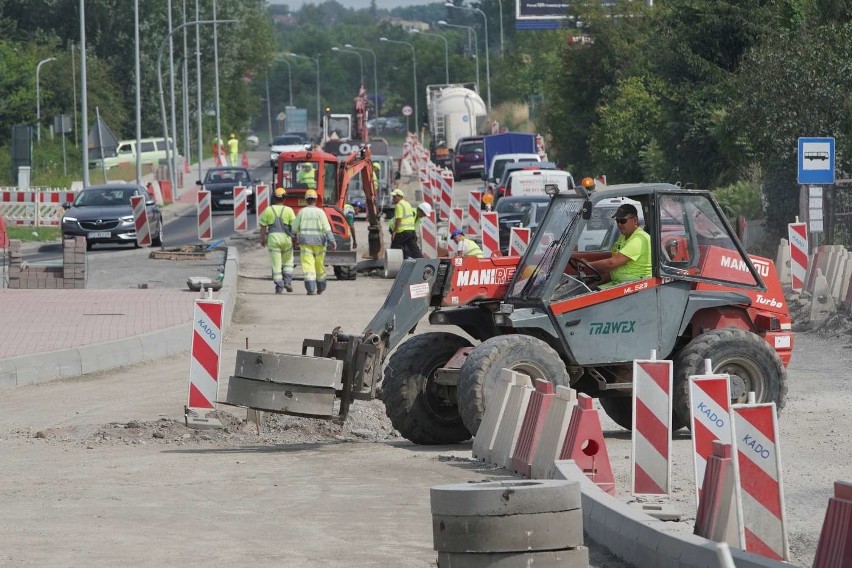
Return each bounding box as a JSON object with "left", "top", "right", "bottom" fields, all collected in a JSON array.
[
  {"left": 504, "top": 169, "right": 574, "bottom": 197},
  {"left": 484, "top": 153, "right": 541, "bottom": 195},
  {"left": 89, "top": 137, "right": 175, "bottom": 170}
]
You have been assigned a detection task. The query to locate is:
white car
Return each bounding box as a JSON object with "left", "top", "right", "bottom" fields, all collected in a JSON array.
[{"left": 270, "top": 134, "right": 308, "bottom": 170}]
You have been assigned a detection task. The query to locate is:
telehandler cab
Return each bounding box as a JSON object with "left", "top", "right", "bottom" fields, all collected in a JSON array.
[{"left": 226, "top": 179, "right": 793, "bottom": 445}]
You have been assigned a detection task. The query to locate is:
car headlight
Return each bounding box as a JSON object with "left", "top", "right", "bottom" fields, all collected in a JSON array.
[
  {"left": 120, "top": 215, "right": 134, "bottom": 223},
  {"left": 271, "top": 152, "right": 279, "bottom": 160},
  {"left": 63, "top": 216, "right": 77, "bottom": 223}
]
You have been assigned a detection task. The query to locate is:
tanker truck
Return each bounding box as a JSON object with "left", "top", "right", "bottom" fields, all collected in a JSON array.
[{"left": 426, "top": 83, "right": 487, "bottom": 168}]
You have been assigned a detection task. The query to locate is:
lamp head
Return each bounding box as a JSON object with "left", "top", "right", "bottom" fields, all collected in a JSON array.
[
  {"left": 445, "top": 2, "right": 454, "bottom": 6},
  {"left": 437, "top": 20, "right": 448, "bottom": 26},
  {"left": 331, "top": 47, "right": 340, "bottom": 51},
  {"left": 344, "top": 44, "right": 354, "bottom": 48},
  {"left": 379, "top": 37, "right": 388, "bottom": 42}
]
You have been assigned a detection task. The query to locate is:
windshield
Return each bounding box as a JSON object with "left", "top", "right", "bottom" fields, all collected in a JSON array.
[
  {"left": 74, "top": 187, "right": 137, "bottom": 207},
  {"left": 458, "top": 141, "right": 484, "bottom": 154},
  {"left": 508, "top": 197, "right": 584, "bottom": 300},
  {"left": 204, "top": 169, "right": 250, "bottom": 184}
]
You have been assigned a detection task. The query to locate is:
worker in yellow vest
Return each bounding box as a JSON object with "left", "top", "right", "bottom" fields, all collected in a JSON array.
[
  {"left": 451, "top": 229, "right": 484, "bottom": 257},
  {"left": 227, "top": 133, "right": 239, "bottom": 166},
  {"left": 259, "top": 187, "right": 296, "bottom": 294},
  {"left": 390, "top": 188, "right": 422, "bottom": 259},
  {"left": 292, "top": 189, "right": 335, "bottom": 295}
]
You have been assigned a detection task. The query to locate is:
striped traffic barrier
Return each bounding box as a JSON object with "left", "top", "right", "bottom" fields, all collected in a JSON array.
[
  {"left": 509, "top": 227, "right": 530, "bottom": 257},
  {"left": 418, "top": 166, "right": 432, "bottom": 210},
  {"left": 449, "top": 207, "right": 464, "bottom": 237},
  {"left": 559, "top": 393, "right": 616, "bottom": 495},
  {"left": 689, "top": 367, "right": 732, "bottom": 507},
  {"left": 481, "top": 211, "right": 499, "bottom": 257},
  {"left": 787, "top": 223, "right": 808, "bottom": 292},
  {"left": 233, "top": 185, "right": 248, "bottom": 233},
  {"left": 187, "top": 298, "right": 224, "bottom": 412},
  {"left": 491, "top": 372, "right": 534, "bottom": 469},
  {"left": 730, "top": 401, "right": 789, "bottom": 561},
  {"left": 530, "top": 385, "right": 577, "bottom": 480},
  {"left": 695, "top": 441, "right": 741, "bottom": 547},
  {"left": 255, "top": 184, "right": 269, "bottom": 228},
  {"left": 467, "top": 191, "right": 482, "bottom": 237},
  {"left": 197, "top": 189, "right": 212, "bottom": 241},
  {"left": 812, "top": 480, "right": 852, "bottom": 568},
  {"left": 632, "top": 355, "right": 673, "bottom": 496},
  {"left": 472, "top": 369, "right": 515, "bottom": 463},
  {"left": 439, "top": 169, "right": 454, "bottom": 222},
  {"left": 511, "top": 379, "right": 555, "bottom": 478},
  {"left": 419, "top": 211, "right": 438, "bottom": 259},
  {"left": 129, "top": 195, "right": 151, "bottom": 247}
]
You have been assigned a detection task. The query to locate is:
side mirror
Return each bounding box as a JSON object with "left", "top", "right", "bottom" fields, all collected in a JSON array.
[
  {"left": 195, "top": 180, "right": 202, "bottom": 186},
  {"left": 394, "top": 171, "right": 401, "bottom": 180},
  {"left": 62, "top": 202, "right": 72, "bottom": 209},
  {"left": 481, "top": 172, "right": 488, "bottom": 181},
  {"left": 581, "top": 199, "right": 593, "bottom": 220},
  {"left": 146, "top": 199, "right": 156, "bottom": 207}
]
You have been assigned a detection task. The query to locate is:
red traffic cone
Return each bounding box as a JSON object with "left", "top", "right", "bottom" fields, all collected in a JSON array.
[
  {"left": 558, "top": 393, "right": 615, "bottom": 495},
  {"left": 241, "top": 152, "right": 249, "bottom": 168},
  {"left": 183, "top": 159, "right": 190, "bottom": 174}
]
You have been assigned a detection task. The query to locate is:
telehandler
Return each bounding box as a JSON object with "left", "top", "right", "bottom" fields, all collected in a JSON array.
[{"left": 227, "top": 176, "right": 793, "bottom": 445}]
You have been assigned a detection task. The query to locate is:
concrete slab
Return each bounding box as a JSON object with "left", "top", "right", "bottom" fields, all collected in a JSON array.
[
  {"left": 472, "top": 368, "right": 513, "bottom": 462},
  {"left": 223, "top": 375, "right": 336, "bottom": 417},
  {"left": 491, "top": 372, "right": 533, "bottom": 469},
  {"left": 233, "top": 349, "right": 343, "bottom": 388},
  {"left": 531, "top": 385, "right": 576, "bottom": 480},
  {"left": 430, "top": 479, "right": 581, "bottom": 516},
  {"left": 436, "top": 547, "right": 589, "bottom": 568}
]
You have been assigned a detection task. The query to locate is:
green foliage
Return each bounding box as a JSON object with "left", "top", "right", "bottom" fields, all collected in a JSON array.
[
  {"left": 713, "top": 179, "right": 764, "bottom": 220},
  {"left": 5, "top": 226, "right": 59, "bottom": 242}
]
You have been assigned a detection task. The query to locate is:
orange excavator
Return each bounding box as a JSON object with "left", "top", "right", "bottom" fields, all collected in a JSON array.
[{"left": 275, "top": 144, "right": 385, "bottom": 280}]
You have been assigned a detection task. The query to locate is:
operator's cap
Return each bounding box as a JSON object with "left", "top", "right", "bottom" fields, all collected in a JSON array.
[
  {"left": 274, "top": 187, "right": 286, "bottom": 197},
  {"left": 391, "top": 188, "right": 404, "bottom": 197},
  {"left": 612, "top": 204, "right": 638, "bottom": 220},
  {"left": 451, "top": 229, "right": 464, "bottom": 238}
]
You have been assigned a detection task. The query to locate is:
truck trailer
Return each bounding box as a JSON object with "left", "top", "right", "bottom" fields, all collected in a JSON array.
[{"left": 426, "top": 83, "right": 487, "bottom": 168}]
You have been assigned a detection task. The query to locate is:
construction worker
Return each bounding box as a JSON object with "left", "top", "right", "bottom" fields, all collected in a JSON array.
[
  {"left": 292, "top": 189, "right": 335, "bottom": 295},
  {"left": 297, "top": 162, "right": 316, "bottom": 189},
  {"left": 259, "top": 187, "right": 296, "bottom": 294},
  {"left": 227, "top": 133, "right": 239, "bottom": 166},
  {"left": 415, "top": 202, "right": 432, "bottom": 229},
  {"left": 451, "top": 229, "right": 484, "bottom": 258},
  {"left": 587, "top": 203, "right": 651, "bottom": 289},
  {"left": 372, "top": 162, "right": 380, "bottom": 191},
  {"left": 390, "top": 188, "right": 422, "bottom": 259},
  {"left": 343, "top": 202, "right": 357, "bottom": 248}
]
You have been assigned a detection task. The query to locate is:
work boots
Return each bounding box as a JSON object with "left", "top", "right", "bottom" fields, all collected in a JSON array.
[
  {"left": 282, "top": 273, "right": 293, "bottom": 293},
  {"left": 305, "top": 280, "right": 317, "bottom": 296},
  {"left": 317, "top": 280, "right": 327, "bottom": 295},
  {"left": 273, "top": 280, "right": 285, "bottom": 295}
]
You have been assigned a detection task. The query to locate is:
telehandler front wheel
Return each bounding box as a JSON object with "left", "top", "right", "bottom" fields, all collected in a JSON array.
[
  {"left": 382, "top": 332, "right": 472, "bottom": 445},
  {"left": 672, "top": 328, "right": 788, "bottom": 428},
  {"left": 457, "top": 335, "right": 569, "bottom": 436}
]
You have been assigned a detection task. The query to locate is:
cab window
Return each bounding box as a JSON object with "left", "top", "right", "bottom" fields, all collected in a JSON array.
[{"left": 322, "top": 162, "right": 338, "bottom": 205}]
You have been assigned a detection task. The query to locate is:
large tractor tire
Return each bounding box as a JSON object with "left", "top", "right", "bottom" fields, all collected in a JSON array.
[
  {"left": 457, "top": 335, "right": 569, "bottom": 436},
  {"left": 672, "top": 328, "right": 788, "bottom": 428},
  {"left": 382, "top": 332, "right": 472, "bottom": 445},
  {"left": 333, "top": 265, "right": 357, "bottom": 281}
]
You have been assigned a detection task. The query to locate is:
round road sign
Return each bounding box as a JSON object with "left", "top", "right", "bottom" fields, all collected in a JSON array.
[{"left": 402, "top": 105, "right": 413, "bottom": 117}]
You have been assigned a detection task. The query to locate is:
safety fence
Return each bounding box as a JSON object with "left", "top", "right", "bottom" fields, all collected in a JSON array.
[{"left": 0, "top": 187, "right": 78, "bottom": 227}]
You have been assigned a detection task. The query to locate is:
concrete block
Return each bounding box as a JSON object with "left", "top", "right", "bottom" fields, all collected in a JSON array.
[
  {"left": 491, "top": 372, "right": 533, "bottom": 469},
  {"left": 831, "top": 254, "right": 852, "bottom": 302},
  {"left": 12, "top": 348, "right": 83, "bottom": 386},
  {"left": 531, "top": 385, "right": 576, "bottom": 479},
  {"left": 810, "top": 269, "right": 837, "bottom": 323},
  {"left": 233, "top": 349, "right": 343, "bottom": 388},
  {"left": 436, "top": 547, "right": 589, "bottom": 568},
  {"left": 775, "top": 238, "right": 791, "bottom": 285},
  {"left": 138, "top": 324, "right": 191, "bottom": 360},
  {"left": 224, "top": 375, "right": 336, "bottom": 417},
  {"left": 432, "top": 509, "right": 583, "bottom": 553},
  {"left": 0, "top": 360, "right": 18, "bottom": 389},
  {"left": 472, "top": 368, "right": 514, "bottom": 462},
  {"left": 78, "top": 337, "right": 145, "bottom": 375},
  {"left": 430, "top": 479, "right": 581, "bottom": 516}
]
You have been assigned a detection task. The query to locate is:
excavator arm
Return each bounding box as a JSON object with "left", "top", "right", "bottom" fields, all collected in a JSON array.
[{"left": 338, "top": 146, "right": 386, "bottom": 261}]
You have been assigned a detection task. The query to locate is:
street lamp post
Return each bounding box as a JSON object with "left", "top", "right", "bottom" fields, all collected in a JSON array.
[
  {"left": 279, "top": 58, "right": 293, "bottom": 108},
  {"left": 438, "top": 21, "right": 479, "bottom": 94},
  {"left": 36, "top": 57, "right": 57, "bottom": 143},
  {"left": 380, "top": 37, "right": 417, "bottom": 130},
  {"left": 497, "top": 0, "right": 504, "bottom": 57},
  {"left": 265, "top": 76, "right": 273, "bottom": 142},
  {"left": 446, "top": 2, "right": 491, "bottom": 111},
  {"left": 158, "top": 19, "right": 236, "bottom": 195},
  {"left": 331, "top": 47, "right": 364, "bottom": 86},
  {"left": 345, "top": 44, "right": 379, "bottom": 118},
  {"left": 289, "top": 53, "right": 320, "bottom": 140},
  {"left": 410, "top": 29, "right": 449, "bottom": 84}
]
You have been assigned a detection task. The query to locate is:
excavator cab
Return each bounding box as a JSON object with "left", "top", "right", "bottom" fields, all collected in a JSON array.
[{"left": 276, "top": 150, "right": 340, "bottom": 208}]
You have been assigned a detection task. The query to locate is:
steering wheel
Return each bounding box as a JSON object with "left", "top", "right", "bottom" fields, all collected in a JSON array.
[{"left": 568, "top": 257, "right": 602, "bottom": 284}]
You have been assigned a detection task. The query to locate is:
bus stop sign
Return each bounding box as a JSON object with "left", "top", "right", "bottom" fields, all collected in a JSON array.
[{"left": 798, "top": 137, "right": 835, "bottom": 184}]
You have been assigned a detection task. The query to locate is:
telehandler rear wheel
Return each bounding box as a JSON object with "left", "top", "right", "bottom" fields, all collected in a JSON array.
[
  {"left": 457, "top": 335, "right": 569, "bottom": 436},
  {"left": 382, "top": 332, "right": 472, "bottom": 445},
  {"left": 672, "top": 328, "right": 787, "bottom": 428},
  {"left": 333, "top": 265, "right": 357, "bottom": 280}
]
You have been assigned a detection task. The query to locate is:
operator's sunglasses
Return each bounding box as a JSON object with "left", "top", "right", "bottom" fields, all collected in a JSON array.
[{"left": 615, "top": 216, "right": 636, "bottom": 225}]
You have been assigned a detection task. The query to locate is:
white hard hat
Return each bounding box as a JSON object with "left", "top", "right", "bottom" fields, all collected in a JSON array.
[{"left": 418, "top": 202, "right": 433, "bottom": 216}]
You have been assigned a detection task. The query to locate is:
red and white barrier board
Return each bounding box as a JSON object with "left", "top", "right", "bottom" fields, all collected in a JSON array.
[
  {"left": 788, "top": 222, "right": 808, "bottom": 292},
  {"left": 467, "top": 191, "right": 482, "bottom": 236},
  {"left": 255, "top": 184, "right": 269, "bottom": 228},
  {"left": 419, "top": 166, "right": 432, "bottom": 210},
  {"left": 449, "top": 207, "right": 464, "bottom": 237},
  {"left": 0, "top": 188, "right": 78, "bottom": 226},
  {"left": 689, "top": 374, "right": 732, "bottom": 507},
  {"left": 197, "top": 189, "right": 212, "bottom": 241},
  {"left": 439, "top": 169, "right": 454, "bottom": 221},
  {"left": 731, "top": 402, "right": 789, "bottom": 561},
  {"left": 509, "top": 227, "right": 530, "bottom": 257},
  {"left": 419, "top": 211, "right": 438, "bottom": 259},
  {"left": 188, "top": 299, "right": 224, "bottom": 411},
  {"left": 481, "top": 211, "right": 499, "bottom": 257},
  {"left": 631, "top": 358, "right": 673, "bottom": 496},
  {"left": 129, "top": 195, "right": 151, "bottom": 247},
  {"left": 233, "top": 185, "right": 248, "bottom": 233}
]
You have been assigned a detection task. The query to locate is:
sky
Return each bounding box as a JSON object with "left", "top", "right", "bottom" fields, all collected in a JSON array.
[{"left": 272, "top": 0, "right": 439, "bottom": 9}]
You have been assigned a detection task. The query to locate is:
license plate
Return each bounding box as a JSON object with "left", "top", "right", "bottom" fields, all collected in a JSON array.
[
  {"left": 219, "top": 199, "right": 234, "bottom": 205},
  {"left": 88, "top": 231, "right": 111, "bottom": 239}
]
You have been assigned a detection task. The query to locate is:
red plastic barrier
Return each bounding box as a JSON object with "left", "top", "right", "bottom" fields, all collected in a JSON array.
[
  {"left": 0, "top": 216, "right": 8, "bottom": 248},
  {"left": 813, "top": 481, "right": 852, "bottom": 568},
  {"left": 510, "top": 379, "right": 555, "bottom": 478},
  {"left": 559, "top": 393, "right": 615, "bottom": 495},
  {"left": 695, "top": 441, "right": 740, "bottom": 546},
  {"left": 241, "top": 152, "right": 250, "bottom": 168}
]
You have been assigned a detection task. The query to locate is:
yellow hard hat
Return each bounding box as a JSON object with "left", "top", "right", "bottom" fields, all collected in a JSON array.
[
  {"left": 391, "top": 188, "right": 404, "bottom": 197},
  {"left": 274, "top": 187, "right": 286, "bottom": 197},
  {"left": 305, "top": 189, "right": 318, "bottom": 200},
  {"left": 230, "top": 133, "right": 236, "bottom": 138}
]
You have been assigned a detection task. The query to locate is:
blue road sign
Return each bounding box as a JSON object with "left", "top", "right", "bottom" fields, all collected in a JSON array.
[{"left": 798, "top": 137, "right": 835, "bottom": 184}]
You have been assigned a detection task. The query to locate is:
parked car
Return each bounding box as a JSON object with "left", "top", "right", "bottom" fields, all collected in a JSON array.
[
  {"left": 495, "top": 194, "right": 551, "bottom": 254},
  {"left": 198, "top": 167, "right": 257, "bottom": 212},
  {"left": 286, "top": 131, "right": 311, "bottom": 144},
  {"left": 493, "top": 161, "right": 559, "bottom": 202},
  {"left": 61, "top": 183, "right": 163, "bottom": 250},
  {"left": 270, "top": 134, "right": 309, "bottom": 170},
  {"left": 452, "top": 136, "right": 485, "bottom": 180}
]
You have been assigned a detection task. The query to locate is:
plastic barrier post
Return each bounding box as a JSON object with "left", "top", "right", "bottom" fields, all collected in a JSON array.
[
  {"left": 197, "top": 189, "right": 212, "bottom": 241},
  {"left": 559, "top": 393, "right": 615, "bottom": 495},
  {"left": 472, "top": 369, "right": 515, "bottom": 463},
  {"left": 255, "top": 184, "right": 269, "bottom": 229},
  {"left": 694, "top": 441, "right": 741, "bottom": 547},
  {"left": 491, "top": 372, "right": 534, "bottom": 469},
  {"left": 530, "top": 385, "right": 577, "bottom": 480},
  {"left": 632, "top": 358, "right": 673, "bottom": 496},
  {"left": 449, "top": 207, "right": 464, "bottom": 237},
  {"left": 419, "top": 211, "right": 438, "bottom": 259},
  {"left": 812, "top": 480, "right": 852, "bottom": 568},
  {"left": 481, "top": 211, "right": 499, "bottom": 257},
  {"left": 129, "top": 195, "right": 151, "bottom": 247},
  {"left": 508, "top": 227, "right": 530, "bottom": 257},
  {"left": 440, "top": 169, "right": 454, "bottom": 222},
  {"left": 233, "top": 185, "right": 248, "bottom": 233},
  {"left": 187, "top": 299, "right": 224, "bottom": 411},
  {"left": 689, "top": 374, "right": 733, "bottom": 507},
  {"left": 467, "top": 191, "right": 482, "bottom": 237},
  {"left": 511, "top": 379, "right": 555, "bottom": 478},
  {"left": 788, "top": 222, "right": 809, "bottom": 291}
]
